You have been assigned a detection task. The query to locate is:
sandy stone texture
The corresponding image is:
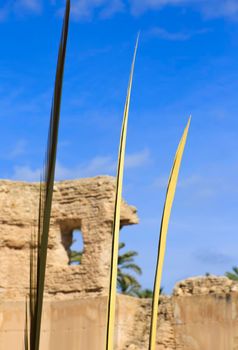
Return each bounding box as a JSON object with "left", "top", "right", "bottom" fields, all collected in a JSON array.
[
  {"left": 0, "top": 176, "right": 138, "bottom": 300},
  {"left": 1, "top": 177, "right": 238, "bottom": 350}
]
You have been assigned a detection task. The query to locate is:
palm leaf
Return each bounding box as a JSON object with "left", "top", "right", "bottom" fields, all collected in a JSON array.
[
  {"left": 24, "top": 296, "right": 29, "bottom": 350},
  {"left": 226, "top": 272, "right": 238, "bottom": 281},
  {"left": 119, "top": 242, "right": 125, "bottom": 250},
  {"left": 118, "top": 250, "right": 138, "bottom": 260},
  {"left": 117, "top": 272, "right": 141, "bottom": 296},
  {"left": 120, "top": 263, "right": 142, "bottom": 275},
  {"left": 105, "top": 34, "right": 139, "bottom": 350},
  {"left": 148, "top": 117, "right": 191, "bottom": 350},
  {"left": 28, "top": 2, "right": 70, "bottom": 349},
  {"left": 29, "top": 224, "right": 37, "bottom": 349},
  {"left": 119, "top": 273, "right": 141, "bottom": 287},
  {"left": 225, "top": 267, "right": 238, "bottom": 281},
  {"left": 136, "top": 288, "right": 153, "bottom": 299},
  {"left": 69, "top": 250, "right": 83, "bottom": 264}
]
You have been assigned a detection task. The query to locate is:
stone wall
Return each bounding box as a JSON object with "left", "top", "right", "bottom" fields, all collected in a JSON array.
[
  {"left": 1, "top": 278, "right": 238, "bottom": 350},
  {"left": 1, "top": 177, "right": 237, "bottom": 349},
  {"left": 0, "top": 177, "right": 138, "bottom": 300}
]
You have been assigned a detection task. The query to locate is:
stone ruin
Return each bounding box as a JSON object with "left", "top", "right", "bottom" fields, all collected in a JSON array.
[
  {"left": 1, "top": 176, "right": 238, "bottom": 350},
  {"left": 0, "top": 176, "right": 138, "bottom": 300}
]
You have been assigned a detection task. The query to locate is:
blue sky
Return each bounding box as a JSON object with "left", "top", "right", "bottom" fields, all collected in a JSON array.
[{"left": 1, "top": 0, "right": 238, "bottom": 293}]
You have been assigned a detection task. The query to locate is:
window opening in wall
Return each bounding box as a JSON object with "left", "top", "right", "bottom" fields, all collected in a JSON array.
[{"left": 68, "top": 229, "right": 84, "bottom": 265}]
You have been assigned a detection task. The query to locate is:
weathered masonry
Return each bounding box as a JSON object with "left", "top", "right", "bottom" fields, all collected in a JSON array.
[
  {"left": 0, "top": 177, "right": 138, "bottom": 300},
  {"left": 1, "top": 177, "right": 238, "bottom": 350}
]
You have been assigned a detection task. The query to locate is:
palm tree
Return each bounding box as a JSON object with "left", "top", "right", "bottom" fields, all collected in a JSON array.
[
  {"left": 136, "top": 288, "right": 153, "bottom": 298},
  {"left": 117, "top": 242, "right": 142, "bottom": 296},
  {"left": 69, "top": 250, "right": 83, "bottom": 264},
  {"left": 136, "top": 287, "right": 164, "bottom": 299},
  {"left": 69, "top": 241, "right": 143, "bottom": 296},
  {"left": 225, "top": 266, "right": 238, "bottom": 281},
  {"left": 69, "top": 242, "right": 165, "bottom": 298}
]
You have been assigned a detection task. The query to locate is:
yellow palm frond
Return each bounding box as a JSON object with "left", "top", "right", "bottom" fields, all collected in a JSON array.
[
  {"left": 149, "top": 117, "right": 191, "bottom": 350},
  {"left": 105, "top": 34, "right": 139, "bottom": 350}
]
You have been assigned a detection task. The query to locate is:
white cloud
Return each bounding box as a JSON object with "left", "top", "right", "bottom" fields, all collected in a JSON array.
[
  {"left": 0, "top": 0, "right": 41, "bottom": 20},
  {"left": 130, "top": 0, "right": 238, "bottom": 19},
  {"left": 58, "top": 156, "right": 115, "bottom": 179},
  {"left": 154, "top": 170, "right": 238, "bottom": 200},
  {"left": 129, "top": 0, "right": 188, "bottom": 15},
  {"left": 8, "top": 139, "right": 28, "bottom": 158},
  {"left": 12, "top": 165, "right": 41, "bottom": 181},
  {"left": 148, "top": 27, "right": 192, "bottom": 41},
  {"left": 99, "top": 0, "right": 124, "bottom": 18},
  {"left": 125, "top": 149, "right": 150, "bottom": 168},
  {"left": 0, "top": 139, "right": 28, "bottom": 160},
  {"left": 68, "top": 0, "right": 238, "bottom": 20},
  {"left": 70, "top": 0, "right": 105, "bottom": 19},
  {"left": 147, "top": 26, "right": 210, "bottom": 41},
  {"left": 11, "top": 149, "right": 150, "bottom": 181},
  {"left": 195, "top": 249, "right": 234, "bottom": 265},
  {"left": 1, "top": 0, "right": 238, "bottom": 20},
  {"left": 68, "top": 0, "right": 124, "bottom": 20},
  {"left": 0, "top": 5, "right": 9, "bottom": 21},
  {"left": 153, "top": 175, "right": 168, "bottom": 189},
  {"left": 55, "top": 149, "right": 150, "bottom": 179},
  {"left": 201, "top": 0, "right": 238, "bottom": 19},
  {"left": 14, "top": 0, "right": 42, "bottom": 13}
]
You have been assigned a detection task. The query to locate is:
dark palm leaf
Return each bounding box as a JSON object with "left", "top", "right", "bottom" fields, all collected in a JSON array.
[
  {"left": 118, "top": 251, "right": 138, "bottom": 264},
  {"left": 136, "top": 289, "right": 153, "bottom": 299},
  {"left": 123, "top": 284, "right": 141, "bottom": 297},
  {"left": 119, "top": 273, "right": 141, "bottom": 287},
  {"left": 69, "top": 250, "right": 83, "bottom": 264},
  {"left": 119, "top": 242, "right": 125, "bottom": 250},
  {"left": 28, "top": 2, "right": 70, "bottom": 349},
  {"left": 117, "top": 272, "right": 141, "bottom": 296},
  {"left": 136, "top": 287, "right": 163, "bottom": 299},
  {"left": 226, "top": 266, "right": 238, "bottom": 281},
  {"left": 120, "top": 263, "right": 142, "bottom": 275},
  {"left": 117, "top": 242, "right": 142, "bottom": 296},
  {"left": 24, "top": 297, "right": 29, "bottom": 350}
]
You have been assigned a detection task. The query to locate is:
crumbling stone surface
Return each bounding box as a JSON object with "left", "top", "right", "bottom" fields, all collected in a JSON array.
[
  {"left": 173, "top": 275, "right": 238, "bottom": 296},
  {"left": 123, "top": 295, "right": 176, "bottom": 350},
  {"left": 1, "top": 177, "right": 238, "bottom": 350},
  {"left": 124, "top": 276, "right": 238, "bottom": 350},
  {"left": 0, "top": 177, "right": 138, "bottom": 300}
]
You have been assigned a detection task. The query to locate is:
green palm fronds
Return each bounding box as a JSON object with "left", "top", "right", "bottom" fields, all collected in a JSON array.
[
  {"left": 117, "top": 275, "right": 141, "bottom": 297},
  {"left": 27, "top": 2, "right": 70, "bottom": 349},
  {"left": 105, "top": 34, "right": 139, "bottom": 350},
  {"left": 226, "top": 266, "right": 238, "bottom": 281},
  {"left": 118, "top": 243, "right": 140, "bottom": 266},
  {"left": 117, "top": 242, "right": 142, "bottom": 296},
  {"left": 149, "top": 117, "right": 191, "bottom": 350},
  {"left": 69, "top": 250, "right": 83, "bottom": 264},
  {"left": 136, "top": 288, "right": 153, "bottom": 299},
  {"left": 119, "top": 262, "right": 142, "bottom": 274}
]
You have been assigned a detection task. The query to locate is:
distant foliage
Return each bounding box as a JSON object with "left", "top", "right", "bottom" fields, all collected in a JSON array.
[
  {"left": 117, "top": 242, "right": 142, "bottom": 296},
  {"left": 225, "top": 266, "right": 238, "bottom": 281},
  {"left": 69, "top": 241, "right": 163, "bottom": 298},
  {"left": 69, "top": 250, "right": 83, "bottom": 264}
]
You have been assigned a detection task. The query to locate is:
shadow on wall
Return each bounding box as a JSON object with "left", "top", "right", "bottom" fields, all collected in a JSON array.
[{"left": 60, "top": 225, "right": 84, "bottom": 265}]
